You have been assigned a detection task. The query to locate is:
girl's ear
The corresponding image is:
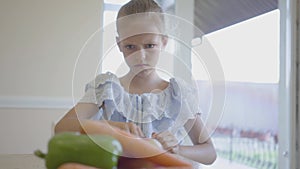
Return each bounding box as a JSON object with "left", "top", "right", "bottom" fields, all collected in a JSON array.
[{"left": 116, "top": 36, "right": 122, "bottom": 52}]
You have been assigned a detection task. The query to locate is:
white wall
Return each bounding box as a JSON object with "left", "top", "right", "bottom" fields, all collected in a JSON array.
[{"left": 0, "top": 0, "right": 102, "bottom": 154}]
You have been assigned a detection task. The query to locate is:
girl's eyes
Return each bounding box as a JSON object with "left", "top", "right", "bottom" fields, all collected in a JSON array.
[
  {"left": 125, "top": 45, "right": 135, "bottom": 50},
  {"left": 124, "top": 44, "right": 157, "bottom": 50},
  {"left": 145, "top": 44, "right": 156, "bottom": 48}
]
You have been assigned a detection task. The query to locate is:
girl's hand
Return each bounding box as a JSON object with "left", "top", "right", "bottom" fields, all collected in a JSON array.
[
  {"left": 106, "top": 121, "right": 145, "bottom": 137},
  {"left": 152, "top": 131, "right": 179, "bottom": 154}
]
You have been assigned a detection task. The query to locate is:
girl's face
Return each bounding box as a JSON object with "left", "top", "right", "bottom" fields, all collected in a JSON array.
[
  {"left": 117, "top": 33, "right": 168, "bottom": 75},
  {"left": 116, "top": 15, "right": 167, "bottom": 76}
]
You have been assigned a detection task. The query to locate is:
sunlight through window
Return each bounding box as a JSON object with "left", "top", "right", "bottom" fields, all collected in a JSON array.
[{"left": 192, "top": 10, "right": 279, "bottom": 83}]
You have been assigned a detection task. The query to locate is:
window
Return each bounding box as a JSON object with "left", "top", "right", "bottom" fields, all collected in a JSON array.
[
  {"left": 101, "top": 1, "right": 129, "bottom": 76},
  {"left": 196, "top": 10, "right": 280, "bottom": 169}
]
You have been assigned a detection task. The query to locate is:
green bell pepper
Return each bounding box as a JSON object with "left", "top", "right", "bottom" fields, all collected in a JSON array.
[{"left": 34, "top": 132, "right": 122, "bottom": 169}]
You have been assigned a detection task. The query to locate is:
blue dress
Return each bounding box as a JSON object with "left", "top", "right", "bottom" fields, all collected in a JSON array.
[{"left": 79, "top": 72, "right": 201, "bottom": 142}]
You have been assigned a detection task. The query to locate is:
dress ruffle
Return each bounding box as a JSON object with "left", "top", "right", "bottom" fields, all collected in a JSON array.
[{"left": 79, "top": 72, "right": 201, "bottom": 137}]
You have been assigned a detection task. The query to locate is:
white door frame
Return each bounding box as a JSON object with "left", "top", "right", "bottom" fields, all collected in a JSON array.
[
  {"left": 278, "top": 0, "right": 299, "bottom": 168},
  {"left": 173, "top": 0, "right": 194, "bottom": 82}
]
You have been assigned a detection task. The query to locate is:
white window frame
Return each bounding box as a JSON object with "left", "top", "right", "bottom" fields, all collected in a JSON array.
[
  {"left": 278, "top": 0, "right": 299, "bottom": 168},
  {"left": 100, "top": 2, "right": 124, "bottom": 73}
]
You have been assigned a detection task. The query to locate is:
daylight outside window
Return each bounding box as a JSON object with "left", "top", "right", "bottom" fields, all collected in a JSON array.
[{"left": 197, "top": 10, "right": 279, "bottom": 169}]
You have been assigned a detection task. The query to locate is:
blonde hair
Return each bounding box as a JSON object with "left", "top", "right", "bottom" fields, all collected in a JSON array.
[
  {"left": 117, "top": 0, "right": 163, "bottom": 19},
  {"left": 116, "top": 0, "right": 165, "bottom": 35}
]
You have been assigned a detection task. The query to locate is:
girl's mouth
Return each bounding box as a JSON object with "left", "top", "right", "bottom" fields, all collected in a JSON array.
[{"left": 134, "top": 64, "right": 150, "bottom": 67}]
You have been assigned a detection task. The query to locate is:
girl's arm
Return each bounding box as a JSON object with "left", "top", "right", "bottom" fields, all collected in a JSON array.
[
  {"left": 179, "top": 114, "right": 217, "bottom": 165},
  {"left": 54, "top": 103, "right": 99, "bottom": 133},
  {"left": 152, "top": 114, "right": 217, "bottom": 165},
  {"left": 55, "top": 103, "right": 144, "bottom": 137}
]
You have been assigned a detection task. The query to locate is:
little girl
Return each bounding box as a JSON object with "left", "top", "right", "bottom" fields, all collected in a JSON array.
[{"left": 55, "top": 0, "right": 216, "bottom": 168}]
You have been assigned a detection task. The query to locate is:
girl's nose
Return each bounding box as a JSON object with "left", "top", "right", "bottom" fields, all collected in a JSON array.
[{"left": 137, "top": 48, "right": 146, "bottom": 60}]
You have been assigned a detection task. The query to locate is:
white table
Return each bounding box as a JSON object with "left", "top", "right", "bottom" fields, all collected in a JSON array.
[
  {"left": 1, "top": 154, "right": 257, "bottom": 169},
  {"left": 0, "top": 154, "right": 46, "bottom": 169}
]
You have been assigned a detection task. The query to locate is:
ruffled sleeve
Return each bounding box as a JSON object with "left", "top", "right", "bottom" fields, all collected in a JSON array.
[
  {"left": 168, "top": 78, "right": 201, "bottom": 133},
  {"left": 78, "top": 72, "right": 122, "bottom": 107}
]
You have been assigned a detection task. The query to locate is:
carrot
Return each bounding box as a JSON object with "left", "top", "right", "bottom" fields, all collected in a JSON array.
[
  {"left": 80, "top": 120, "right": 192, "bottom": 168},
  {"left": 58, "top": 162, "right": 192, "bottom": 169},
  {"left": 57, "top": 163, "right": 100, "bottom": 169}
]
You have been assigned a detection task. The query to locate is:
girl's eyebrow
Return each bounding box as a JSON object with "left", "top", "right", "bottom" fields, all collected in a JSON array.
[
  {"left": 145, "top": 39, "right": 158, "bottom": 42},
  {"left": 143, "top": 41, "right": 158, "bottom": 44},
  {"left": 121, "top": 40, "right": 135, "bottom": 45},
  {"left": 142, "top": 38, "right": 159, "bottom": 43},
  {"left": 123, "top": 42, "right": 135, "bottom": 45}
]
